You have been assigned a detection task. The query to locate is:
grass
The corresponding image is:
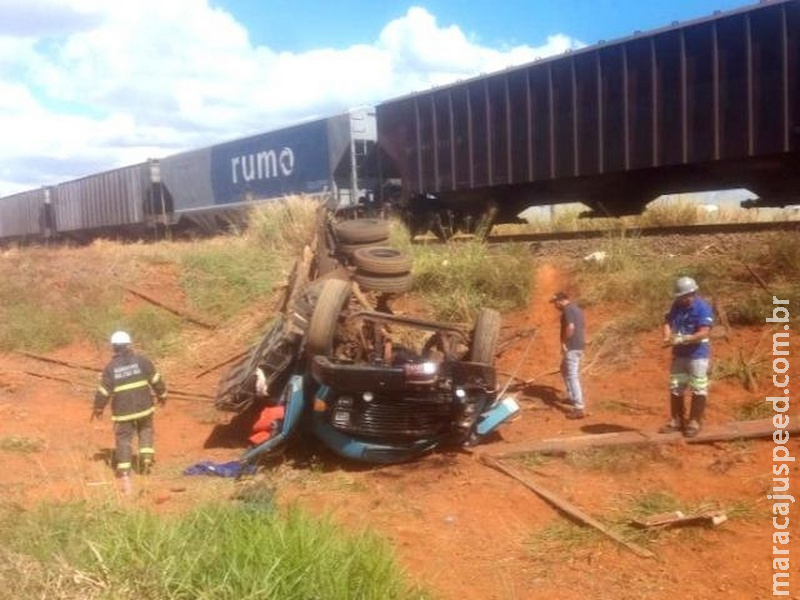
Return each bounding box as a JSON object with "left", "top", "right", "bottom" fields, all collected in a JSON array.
[
  {"left": 525, "top": 521, "right": 603, "bottom": 558},
  {"left": 731, "top": 398, "right": 776, "bottom": 421},
  {"left": 0, "top": 501, "right": 429, "bottom": 600},
  {"left": 410, "top": 238, "right": 532, "bottom": 322},
  {"left": 0, "top": 436, "right": 45, "bottom": 453},
  {"left": 564, "top": 445, "right": 678, "bottom": 473}
]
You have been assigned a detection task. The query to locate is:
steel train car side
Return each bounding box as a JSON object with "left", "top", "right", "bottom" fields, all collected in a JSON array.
[
  {"left": 54, "top": 161, "right": 161, "bottom": 239},
  {"left": 2, "top": 2, "right": 798, "bottom": 244},
  {"left": 376, "top": 0, "right": 800, "bottom": 236},
  {"left": 0, "top": 187, "right": 54, "bottom": 243},
  {"left": 0, "top": 109, "right": 377, "bottom": 244},
  {"left": 159, "top": 108, "right": 377, "bottom": 231}
]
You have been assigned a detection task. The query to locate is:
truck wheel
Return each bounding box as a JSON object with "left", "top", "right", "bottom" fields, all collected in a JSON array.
[
  {"left": 470, "top": 308, "right": 501, "bottom": 364},
  {"left": 353, "top": 271, "right": 414, "bottom": 294},
  {"left": 334, "top": 219, "right": 390, "bottom": 244},
  {"left": 305, "top": 279, "right": 352, "bottom": 358},
  {"left": 337, "top": 239, "right": 387, "bottom": 258},
  {"left": 352, "top": 246, "right": 412, "bottom": 275}
]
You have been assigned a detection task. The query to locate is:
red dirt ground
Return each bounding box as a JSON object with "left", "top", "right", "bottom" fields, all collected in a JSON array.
[{"left": 1, "top": 254, "right": 798, "bottom": 599}]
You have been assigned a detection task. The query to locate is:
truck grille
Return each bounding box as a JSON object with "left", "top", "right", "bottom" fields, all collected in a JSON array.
[{"left": 330, "top": 394, "right": 453, "bottom": 439}]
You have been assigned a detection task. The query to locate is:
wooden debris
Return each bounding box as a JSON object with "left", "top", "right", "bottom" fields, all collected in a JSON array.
[
  {"left": 631, "top": 510, "right": 728, "bottom": 529},
  {"left": 21, "top": 370, "right": 79, "bottom": 385},
  {"left": 495, "top": 327, "right": 538, "bottom": 356},
  {"left": 194, "top": 349, "right": 250, "bottom": 378},
  {"left": 16, "top": 351, "right": 100, "bottom": 372},
  {"left": 484, "top": 418, "right": 800, "bottom": 458},
  {"left": 479, "top": 454, "right": 655, "bottom": 559},
  {"left": 124, "top": 286, "right": 217, "bottom": 329},
  {"left": 12, "top": 368, "right": 213, "bottom": 401}
]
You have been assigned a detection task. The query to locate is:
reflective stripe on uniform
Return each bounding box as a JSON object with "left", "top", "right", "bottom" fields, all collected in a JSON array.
[
  {"left": 670, "top": 373, "right": 689, "bottom": 386},
  {"left": 117, "top": 462, "right": 132, "bottom": 471},
  {"left": 112, "top": 407, "right": 156, "bottom": 422},
  {"left": 113, "top": 380, "right": 150, "bottom": 393},
  {"left": 689, "top": 374, "right": 709, "bottom": 392},
  {"left": 97, "top": 385, "right": 110, "bottom": 397},
  {"left": 140, "top": 447, "right": 155, "bottom": 455},
  {"left": 150, "top": 373, "right": 162, "bottom": 385}
]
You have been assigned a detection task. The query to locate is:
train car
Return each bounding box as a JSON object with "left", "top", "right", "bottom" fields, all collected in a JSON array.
[
  {"left": 0, "top": 187, "right": 54, "bottom": 243},
  {"left": 159, "top": 107, "right": 378, "bottom": 231},
  {"left": 376, "top": 0, "right": 800, "bottom": 236},
  {"left": 53, "top": 160, "right": 161, "bottom": 240}
]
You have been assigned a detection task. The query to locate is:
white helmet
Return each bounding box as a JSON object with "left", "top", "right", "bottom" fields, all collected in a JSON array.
[
  {"left": 110, "top": 331, "right": 131, "bottom": 345},
  {"left": 673, "top": 276, "right": 699, "bottom": 297}
]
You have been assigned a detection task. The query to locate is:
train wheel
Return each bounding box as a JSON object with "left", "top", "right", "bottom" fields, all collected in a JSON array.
[
  {"left": 431, "top": 211, "right": 455, "bottom": 241},
  {"left": 351, "top": 246, "right": 412, "bottom": 275},
  {"left": 474, "top": 203, "right": 498, "bottom": 239}
]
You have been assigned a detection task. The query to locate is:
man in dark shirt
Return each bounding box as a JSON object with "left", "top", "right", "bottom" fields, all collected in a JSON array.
[{"left": 551, "top": 291, "right": 586, "bottom": 419}]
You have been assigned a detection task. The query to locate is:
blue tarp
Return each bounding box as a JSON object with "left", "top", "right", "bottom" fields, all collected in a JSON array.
[{"left": 183, "top": 460, "right": 256, "bottom": 478}]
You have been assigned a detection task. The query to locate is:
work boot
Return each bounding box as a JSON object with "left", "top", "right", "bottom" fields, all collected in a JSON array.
[
  {"left": 141, "top": 458, "right": 153, "bottom": 476},
  {"left": 684, "top": 394, "right": 707, "bottom": 438},
  {"left": 658, "top": 394, "right": 685, "bottom": 433},
  {"left": 566, "top": 407, "right": 585, "bottom": 420},
  {"left": 117, "top": 471, "right": 133, "bottom": 496}
]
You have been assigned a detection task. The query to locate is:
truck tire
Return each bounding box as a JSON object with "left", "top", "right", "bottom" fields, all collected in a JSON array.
[
  {"left": 305, "top": 279, "right": 352, "bottom": 358},
  {"left": 337, "top": 239, "right": 387, "bottom": 258},
  {"left": 334, "top": 219, "right": 390, "bottom": 244},
  {"left": 352, "top": 246, "right": 412, "bottom": 275},
  {"left": 353, "top": 271, "right": 414, "bottom": 294},
  {"left": 470, "top": 308, "right": 501, "bottom": 364}
]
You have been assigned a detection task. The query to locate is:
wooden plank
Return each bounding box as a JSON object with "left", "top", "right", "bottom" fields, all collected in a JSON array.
[
  {"left": 631, "top": 510, "right": 728, "bottom": 529},
  {"left": 16, "top": 351, "right": 100, "bottom": 372},
  {"left": 484, "top": 418, "right": 796, "bottom": 458},
  {"left": 479, "top": 454, "right": 656, "bottom": 559},
  {"left": 124, "top": 286, "right": 217, "bottom": 329}
]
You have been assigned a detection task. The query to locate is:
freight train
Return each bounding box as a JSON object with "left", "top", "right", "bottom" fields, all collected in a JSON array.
[{"left": 1, "top": 0, "right": 797, "bottom": 245}]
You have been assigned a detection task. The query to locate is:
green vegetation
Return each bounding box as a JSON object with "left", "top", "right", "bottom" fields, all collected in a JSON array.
[
  {"left": 0, "top": 199, "right": 319, "bottom": 356},
  {"left": 0, "top": 501, "right": 426, "bottom": 600},
  {"left": 410, "top": 239, "right": 533, "bottom": 322},
  {"left": 574, "top": 230, "right": 799, "bottom": 332},
  {"left": 525, "top": 521, "right": 603, "bottom": 557},
  {"left": 564, "top": 445, "right": 678, "bottom": 473},
  {"left": 732, "top": 397, "right": 776, "bottom": 421},
  {"left": 0, "top": 436, "right": 45, "bottom": 453}
]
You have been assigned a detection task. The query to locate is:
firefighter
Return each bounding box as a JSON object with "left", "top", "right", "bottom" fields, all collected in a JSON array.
[
  {"left": 660, "top": 276, "right": 714, "bottom": 437},
  {"left": 92, "top": 331, "right": 167, "bottom": 485}
]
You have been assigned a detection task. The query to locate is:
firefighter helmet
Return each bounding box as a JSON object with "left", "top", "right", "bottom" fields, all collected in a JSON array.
[
  {"left": 673, "top": 276, "right": 699, "bottom": 297},
  {"left": 110, "top": 331, "right": 131, "bottom": 345}
]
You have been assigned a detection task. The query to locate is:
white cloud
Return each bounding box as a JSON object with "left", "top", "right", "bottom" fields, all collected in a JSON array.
[{"left": 0, "top": 1, "right": 583, "bottom": 195}]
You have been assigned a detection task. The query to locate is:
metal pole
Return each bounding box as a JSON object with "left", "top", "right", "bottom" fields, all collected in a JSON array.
[{"left": 350, "top": 112, "right": 359, "bottom": 209}]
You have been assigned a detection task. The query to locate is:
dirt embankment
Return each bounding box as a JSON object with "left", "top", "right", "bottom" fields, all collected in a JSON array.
[{"left": 0, "top": 243, "right": 798, "bottom": 600}]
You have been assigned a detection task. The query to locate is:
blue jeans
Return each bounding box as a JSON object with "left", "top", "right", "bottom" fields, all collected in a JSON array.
[{"left": 561, "top": 350, "right": 584, "bottom": 410}]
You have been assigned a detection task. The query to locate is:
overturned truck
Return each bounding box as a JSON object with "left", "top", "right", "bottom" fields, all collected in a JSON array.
[{"left": 214, "top": 216, "right": 519, "bottom": 466}]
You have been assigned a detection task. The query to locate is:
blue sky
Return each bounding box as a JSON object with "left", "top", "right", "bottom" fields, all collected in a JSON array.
[
  {"left": 0, "top": 0, "right": 763, "bottom": 195},
  {"left": 220, "top": 0, "right": 750, "bottom": 52}
]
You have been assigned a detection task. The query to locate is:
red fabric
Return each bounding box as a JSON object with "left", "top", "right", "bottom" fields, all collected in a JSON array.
[{"left": 249, "top": 405, "right": 285, "bottom": 445}]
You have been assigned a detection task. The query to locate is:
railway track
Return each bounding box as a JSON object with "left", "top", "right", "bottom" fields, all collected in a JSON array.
[{"left": 413, "top": 219, "right": 800, "bottom": 245}]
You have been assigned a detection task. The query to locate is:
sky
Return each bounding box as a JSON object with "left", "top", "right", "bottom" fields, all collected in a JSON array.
[{"left": 0, "top": 0, "right": 759, "bottom": 196}]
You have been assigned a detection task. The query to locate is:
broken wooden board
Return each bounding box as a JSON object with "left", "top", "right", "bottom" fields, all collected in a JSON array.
[
  {"left": 124, "top": 286, "right": 217, "bottom": 329},
  {"left": 631, "top": 510, "right": 728, "bottom": 529},
  {"left": 483, "top": 418, "right": 799, "bottom": 458},
  {"left": 479, "top": 454, "right": 656, "bottom": 559}
]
